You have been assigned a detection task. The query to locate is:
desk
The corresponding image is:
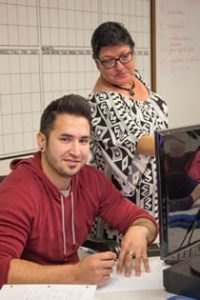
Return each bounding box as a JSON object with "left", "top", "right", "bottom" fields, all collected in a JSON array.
[
  {"left": 95, "top": 256, "right": 170, "bottom": 300},
  {"left": 0, "top": 257, "right": 171, "bottom": 300},
  {"left": 96, "top": 290, "right": 168, "bottom": 300}
]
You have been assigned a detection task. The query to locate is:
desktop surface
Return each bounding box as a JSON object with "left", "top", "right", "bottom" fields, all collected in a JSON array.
[
  {"left": 0, "top": 256, "right": 172, "bottom": 300},
  {"left": 96, "top": 289, "right": 168, "bottom": 300},
  {"left": 96, "top": 256, "right": 169, "bottom": 300}
]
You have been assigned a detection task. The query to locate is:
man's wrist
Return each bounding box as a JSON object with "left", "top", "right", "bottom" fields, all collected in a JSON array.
[{"left": 130, "top": 218, "right": 157, "bottom": 243}]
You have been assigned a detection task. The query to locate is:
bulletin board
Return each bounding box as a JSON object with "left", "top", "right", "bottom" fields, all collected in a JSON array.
[
  {"left": 155, "top": 0, "right": 200, "bottom": 128},
  {"left": 0, "top": 0, "right": 152, "bottom": 159}
]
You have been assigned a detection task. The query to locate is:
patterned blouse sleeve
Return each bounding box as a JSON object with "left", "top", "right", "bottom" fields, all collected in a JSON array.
[{"left": 88, "top": 91, "right": 147, "bottom": 163}]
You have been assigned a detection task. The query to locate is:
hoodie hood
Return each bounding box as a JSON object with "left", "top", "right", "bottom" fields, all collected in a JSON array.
[
  {"left": 10, "top": 151, "right": 76, "bottom": 257},
  {"left": 10, "top": 152, "right": 62, "bottom": 203}
]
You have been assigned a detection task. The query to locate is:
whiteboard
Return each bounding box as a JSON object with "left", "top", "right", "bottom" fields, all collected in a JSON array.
[
  {"left": 156, "top": 0, "right": 200, "bottom": 128},
  {"left": 0, "top": 0, "right": 152, "bottom": 159}
]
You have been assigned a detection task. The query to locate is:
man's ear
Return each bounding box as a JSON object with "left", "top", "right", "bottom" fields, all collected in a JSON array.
[{"left": 37, "top": 132, "right": 46, "bottom": 151}]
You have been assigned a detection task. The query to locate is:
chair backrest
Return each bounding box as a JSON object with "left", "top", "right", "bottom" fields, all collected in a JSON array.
[{"left": 0, "top": 176, "right": 6, "bottom": 183}]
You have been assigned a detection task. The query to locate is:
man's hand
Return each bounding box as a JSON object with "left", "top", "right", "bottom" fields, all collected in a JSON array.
[
  {"left": 117, "top": 225, "right": 150, "bottom": 277},
  {"left": 7, "top": 253, "right": 116, "bottom": 286},
  {"left": 74, "top": 251, "right": 116, "bottom": 285}
]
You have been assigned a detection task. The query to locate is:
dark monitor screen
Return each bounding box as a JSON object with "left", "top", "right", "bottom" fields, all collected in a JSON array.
[{"left": 155, "top": 124, "right": 200, "bottom": 264}]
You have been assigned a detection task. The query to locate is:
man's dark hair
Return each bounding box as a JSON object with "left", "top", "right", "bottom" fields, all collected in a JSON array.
[
  {"left": 91, "top": 21, "right": 135, "bottom": 59},
  {"left": 40, "top": 94, "right": 92, "bottom": 137}
]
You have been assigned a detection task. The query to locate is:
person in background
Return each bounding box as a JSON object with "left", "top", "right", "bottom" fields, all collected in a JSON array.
[
  {"left": 167, "top": 171, "right": 200, "bottom": 212},
  {"left": 0, "top": 94, "right": 157, "bottom": 288},
  {"left": 87, "top": 21, "right": 168, "bottom": 240},
  {"left": 163, "top": 136, "right": 200, "bottom": 212}
]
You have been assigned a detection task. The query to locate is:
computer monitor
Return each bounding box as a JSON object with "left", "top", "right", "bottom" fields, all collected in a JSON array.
[{"left": 155, "top": 124, "right": 200, "bottom": 265}]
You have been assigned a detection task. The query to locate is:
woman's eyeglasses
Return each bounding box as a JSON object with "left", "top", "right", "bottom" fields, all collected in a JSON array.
[{"left": 97, "top": 51, "right": 133, "bottom": 69}]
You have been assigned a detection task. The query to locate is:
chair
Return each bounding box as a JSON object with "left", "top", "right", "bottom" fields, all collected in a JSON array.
[
  {"left": 82, "top": 237, "right": 120, "bottom": 255},
  {"left": 0, "top": 175, "right": 5, "bottom": 183}
]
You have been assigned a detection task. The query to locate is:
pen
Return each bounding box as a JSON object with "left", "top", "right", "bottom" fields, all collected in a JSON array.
[{"left": 114, "top": 243, "right": 121, "bottom": 260}]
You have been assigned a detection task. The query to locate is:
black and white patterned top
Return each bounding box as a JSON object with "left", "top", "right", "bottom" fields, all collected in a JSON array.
[{"left": 88, "top": 70, "right": 168, "bottom": 222}]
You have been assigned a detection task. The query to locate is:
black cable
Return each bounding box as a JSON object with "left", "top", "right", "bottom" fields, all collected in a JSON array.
[
  {"left": 178, "top": 209, "right": 200, "bottom": 248},
  {"left": 188, "top": 209, "right": 200, "bottom": 245}
]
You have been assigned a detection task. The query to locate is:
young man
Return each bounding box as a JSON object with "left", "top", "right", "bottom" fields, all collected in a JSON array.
[{"left": 0, "top": 94, "right": 157, "bottom": 288}]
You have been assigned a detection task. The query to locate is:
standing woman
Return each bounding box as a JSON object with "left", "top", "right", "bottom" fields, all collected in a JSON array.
[{"left": 88, "top": 22, "right": 168, "bottom": 233}]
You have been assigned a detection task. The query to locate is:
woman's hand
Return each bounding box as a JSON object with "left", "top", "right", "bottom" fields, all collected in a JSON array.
[{"left": 136, "top": 135, "right": 155, "bottom": 156}]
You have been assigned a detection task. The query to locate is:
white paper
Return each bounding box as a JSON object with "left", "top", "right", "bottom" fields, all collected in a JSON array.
[
  {"left": 0, "top": 284, "right": 97, "bottom": 300},
  {"left": 98, "top": 257, "right": 167, "bottom": 293}
]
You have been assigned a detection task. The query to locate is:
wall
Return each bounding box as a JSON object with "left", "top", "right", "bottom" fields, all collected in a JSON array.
[
  {"left": 0, "top": 0, "right": 152, "bottom": 174},
  {"left": 156, "top": 0, "right": 200, "bottom": 128}
]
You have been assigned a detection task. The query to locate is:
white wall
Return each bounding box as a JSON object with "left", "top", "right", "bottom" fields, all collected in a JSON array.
[
  {"left": 0, "top": 154, "right": 33, "bottom": 175},
  {"left": 0, "top": 0, "right": 152, "bottom": 159},
  {"left": 0, "top": 159, "right": 12, "bottom": 175}
]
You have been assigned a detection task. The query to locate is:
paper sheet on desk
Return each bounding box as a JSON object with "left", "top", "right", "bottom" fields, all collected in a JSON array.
[
  {"left": 0, "top": 284, "right": 97, "bottom": 300},
  {"left": 98, "top": 257, "right": 166, "bottom": 293}
]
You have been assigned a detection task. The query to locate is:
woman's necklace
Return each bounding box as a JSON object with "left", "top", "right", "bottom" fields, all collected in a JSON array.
[{"left": 110, "top": 80, "right": 135, "bottom": 96}]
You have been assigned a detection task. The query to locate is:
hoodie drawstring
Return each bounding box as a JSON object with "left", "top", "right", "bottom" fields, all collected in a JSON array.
[
  {"left": 60, "top": 192, "right": 76, "bottom": 258},
  {"left": 60, "top": 195, "right": 67, "bottom": 257},
  {"left": 71, "top": 192, "right": 76, "bottom": 247}
]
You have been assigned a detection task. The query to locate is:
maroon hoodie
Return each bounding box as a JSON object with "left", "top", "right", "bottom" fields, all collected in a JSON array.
[{"left": 0, "top": 152, "right": 157, "bottom": 287}]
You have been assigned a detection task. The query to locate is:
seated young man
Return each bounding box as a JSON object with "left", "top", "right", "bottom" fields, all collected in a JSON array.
[{"left": 0, "top": 94, "right": 157, "bottom": 288}]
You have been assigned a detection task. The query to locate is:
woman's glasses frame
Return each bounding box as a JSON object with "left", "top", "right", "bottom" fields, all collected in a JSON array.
[{"left": 96, "top": 51, "right": 133, "bottom": 69}]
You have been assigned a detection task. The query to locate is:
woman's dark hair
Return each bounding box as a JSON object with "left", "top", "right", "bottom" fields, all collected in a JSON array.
[
  {"left": 91, "top": 21, "right": 135, "bottom": 59},
  {"left": 40, "top": 94, "right": 92, "bottom": 137}
]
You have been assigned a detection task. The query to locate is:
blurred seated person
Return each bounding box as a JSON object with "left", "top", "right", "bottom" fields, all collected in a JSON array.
[
  {"left": 165, "top": 135, "right": 200, "bottom": 182},
  {"left": 167, "top": 171, "right": 200, "bottom": 212}
]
